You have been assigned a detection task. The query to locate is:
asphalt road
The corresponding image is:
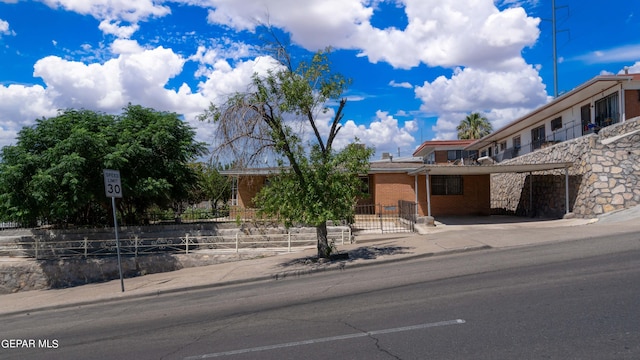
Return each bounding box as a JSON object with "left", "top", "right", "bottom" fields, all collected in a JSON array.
[{"left": 1, "top": 231, "right": 639, "bottom": 359}]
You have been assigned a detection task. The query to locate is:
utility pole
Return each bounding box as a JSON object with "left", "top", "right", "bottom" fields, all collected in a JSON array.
[
  {"left": 551, "top": 0, "right": 569, "bottom": 98},
  {"left": 552, "top": 0, "right": 558, "bottom": 98}
]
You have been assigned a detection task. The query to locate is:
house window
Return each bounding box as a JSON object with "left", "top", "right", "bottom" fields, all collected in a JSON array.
[
  {"left": 424, "top": 152, "right": 435, "bottom": 164},
  {"left": 595, "top": 92, "right": 619, "bottom": 127},
  {"left": 447, "top": 150, "right": 463, "bottom": 161},
  {"left": 359, "top": 176, "right": 370, "bottom": 195},
  {"left": 513, "top": 136, "right": 521, "bottom": 149},
  {"left": 431, "top": 175, "right": 463, "bottom": 195},
  {"left": 551, "top": 117, "right": 562, "bottom": 131},
  {"left": 581, "top": 104, "right": 591, "bottom": 135},
  {"left": 531, "top": 125, "right": 546, "bottom": 150},
  {"left": 230, "top": 177, "right": 238, "bottom": 206},
  {"left": 512, "top": 136, "right": 521, "bottom": 157},
  {"left": 498, "top": 141, "right": 507, "bottom": 152}
]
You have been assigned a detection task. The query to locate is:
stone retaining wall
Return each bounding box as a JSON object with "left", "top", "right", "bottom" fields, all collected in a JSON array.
[
  {"left": 492, "top": 117, "right": 640, "bottom": 218},
  {"left": 0, "top": 222, "right": 345, "bottom": 293},
  {"left": 0, "top": 252, "right": 274, "bottom": 294}
]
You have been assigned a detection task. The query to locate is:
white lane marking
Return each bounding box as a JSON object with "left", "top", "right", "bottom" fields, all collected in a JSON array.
[{"left": 184, "top": 319, "right": 465, "bottom": 359}]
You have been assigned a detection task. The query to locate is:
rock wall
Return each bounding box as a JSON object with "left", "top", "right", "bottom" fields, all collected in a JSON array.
[
  {"left": 492, "top": 117, "right": 640, "bottom": 218},
  {"left": 0, "top": 252, "right": 273, "bottom": 294}
]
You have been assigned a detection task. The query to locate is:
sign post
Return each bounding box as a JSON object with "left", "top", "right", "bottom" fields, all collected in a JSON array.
[{"left": 103, "top": 169, "right": 125, "bottom": 292}]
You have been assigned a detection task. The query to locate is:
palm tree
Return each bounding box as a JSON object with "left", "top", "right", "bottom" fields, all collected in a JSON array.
[{"left": 457, "top": 112, "right": 493, "bottom": 140}]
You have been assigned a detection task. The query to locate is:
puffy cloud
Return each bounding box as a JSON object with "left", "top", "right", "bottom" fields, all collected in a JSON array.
[
  {"left": 186, "top": 0, "right": 545, "bottom": 141},
  {"left": 0, "top": 41, "right": 285, "bottom": 148},
  {"left": 202, "top": 0, "right": 373, "bottom": 50},
  {"left": 389, "top": 80, "right": 413, "bottom": 89},
  {"left": 0, "top": 84, "right": 57, "bottom": 147},
  {"left": 416, "top": 63, "right": 547, "bottom": 114},
  {"left": 98, "top": 20, "right": 140, "bottom": 38},
  {"left": 336, "top": 110, "right": 416, "bottom": 155},
  {"left": 196, "top": 55, "right": 282, "bottom": 99},
  {"left": 0, "top": 0, "right": 549, "bottom": 150},
  {"left": 417, "top": 63, "right": 548, "bottom": 139},
  {"left": 0, "top": 18, "right": 16, "bottom": 36},
  {"left": 621, "top": 61, "right": 640, "bottom": 74},
  {"left": 190, "top": 0, "right": 539, "bottom": 71},
  {"left": 41, "top": 0, "right": 170, "bottom": 36}
]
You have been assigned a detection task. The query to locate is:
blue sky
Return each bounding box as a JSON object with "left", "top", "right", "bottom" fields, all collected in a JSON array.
[{"left": 1, "top": 0, "right": 639, "bottom": 159}]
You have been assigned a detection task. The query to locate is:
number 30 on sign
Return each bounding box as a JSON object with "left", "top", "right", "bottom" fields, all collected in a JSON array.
[{"left": 103, "top": 169, "right": 123, "bottom": 198}]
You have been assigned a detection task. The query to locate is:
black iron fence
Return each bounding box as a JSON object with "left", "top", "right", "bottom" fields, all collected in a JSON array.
[{"left": 351, "top": 202, "right": 417, "bottom": 234}]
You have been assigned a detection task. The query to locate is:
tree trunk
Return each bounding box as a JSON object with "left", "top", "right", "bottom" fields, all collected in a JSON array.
[{"left": 316, "top": 221, "right": 330, "bottom": 258}]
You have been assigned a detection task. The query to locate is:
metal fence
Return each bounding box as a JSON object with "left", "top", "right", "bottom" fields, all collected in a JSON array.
[
  {"left": 351, "top": 202, "right": 417, "bottom": 234},
  {"left": 0, "top": 228, "right": 352, "bottom": 260}
]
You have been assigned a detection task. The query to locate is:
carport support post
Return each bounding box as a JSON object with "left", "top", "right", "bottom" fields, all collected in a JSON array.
[
  {"left": 565, "top": 167, "right": 570, "bottom": 214},
  {"left": 425, "top": 171, "right": 432, "bottom": 217},
  {"left": 414, "top": 175, "right": 419, "bottom": 219},
  {"left": 529, "top": 172, "right": 533, "bottom": 217}
]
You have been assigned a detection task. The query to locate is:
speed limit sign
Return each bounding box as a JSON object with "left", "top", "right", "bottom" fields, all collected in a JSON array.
[{"left": 103, "top": 169, "right": 123, "bottom": 198}]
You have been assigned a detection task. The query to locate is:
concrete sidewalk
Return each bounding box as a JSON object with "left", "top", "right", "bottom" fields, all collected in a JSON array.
[{"left": 1, "top": 214, "right": 639, "bottom": 317}]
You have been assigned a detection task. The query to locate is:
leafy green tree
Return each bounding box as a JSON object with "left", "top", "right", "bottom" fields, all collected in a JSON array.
[
  {"left": 457, "top": 112, "right": 493, "bottom": 140},
  {"left": 186, "top": 162, "right": 232, "bottom": 214},
  {"left": 0, "top": 105, "right": 206, "bottom": 226},
  {"left": 0, "top": 109, "right": 115, "bottom": 226},
  {"left": 201, "top": 46, "right": 373, "bottom": 258},
  {"left": 109, "top": 104, "right": 207, "bottom": 224}
]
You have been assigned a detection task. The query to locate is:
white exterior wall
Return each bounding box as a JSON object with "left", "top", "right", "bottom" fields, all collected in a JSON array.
[{"left": 481, "top": 87, "right": 624, "bottom": 161}]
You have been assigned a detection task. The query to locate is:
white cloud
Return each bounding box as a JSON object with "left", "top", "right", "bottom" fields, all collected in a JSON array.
[
  {"left": 0, "top": 42, "right": 286, "bottom": 148},
  {"left": 621, "top": 61, "right": 640, "bottom": 74},
  {"left": 0, "top": 0, "right": 550, "bottom": 150},
  {"left": 41, "top": 0, "right": 170, "bottom": 36},
  {"left": 336, "top": 110, "right": 416, "bottom": 155},
  {"left": 0, "top": 84, "right": 57, "bottom": 147},
  {"left": 187, "top": 0, "right": 545, "bottom": 141},
  {"left": 389, "top": 80, "right": 412, "bottom": 89},
  {"left": 417, "top": 63, "right": 548, "bottom": 139},
  {"left": 0, "top": 18, "right": 16, "bottom": 36},
  {"left": 110, "top": 39, "right": 145, "bottom": 54},
  {"left": 416, "top": 63, "right": 547, "bottom": 114},
  {"left": 99, "top": 20, "right": 140, "bottom": 38},
  {"left": 573, "top": 44, "right": 640, "bottom": 65},
  {"left": 203, "top": 0, "right": 373, "bottom": 50}
]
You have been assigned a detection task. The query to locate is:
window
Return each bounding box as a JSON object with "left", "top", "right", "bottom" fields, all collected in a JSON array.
[
  {"left": 595, "top": 92, "right": 619, "bottom": 127},
  {"left": 513, "top": 136, "right": 521, "bottom": 149},
  {"left": 230, "top": 177, "right": 238, "bottom": 206},
  {"left": 431, "top": 175, "right": 463, "bottom": 195},
  {"left": 551, "top": 117, "right": 562, "bottom": 131},
  {"left": 531, "top": 125, "right": 546, "bottom": 150},
  {"left": 447, "top": 150, "right": 463, "bottom": 161},
  {"left": 359, "top": 176, "right": 370, "bottom": 195},
  {"left": 581, "top": 104, "right": 591, "bottom": 135},
  {"left": 512, "top": 136, "right": 521, "bottom": 157},
  {"left": 424, "top": 152, "right": 435, "bottom": 164},
  {"left": 498, "top": 141, "right": 507, "bottom": 152}
]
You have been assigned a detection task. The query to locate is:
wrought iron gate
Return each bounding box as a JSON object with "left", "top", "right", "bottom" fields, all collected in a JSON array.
[{"left": 351, "top": 201, "right": 417, "bottom": 234}]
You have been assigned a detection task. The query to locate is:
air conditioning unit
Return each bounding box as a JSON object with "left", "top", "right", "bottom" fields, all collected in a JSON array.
[{"left": 477, "top": 156, "right": 495, "bottom": 165}]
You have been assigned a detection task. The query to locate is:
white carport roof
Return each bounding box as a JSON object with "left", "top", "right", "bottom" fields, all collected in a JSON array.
[
  {"left": 407, "top": 162, "right": 573, "bottom": 175},
  {"left": 391, "top": 161, "right": 574, "bottom": 218}
]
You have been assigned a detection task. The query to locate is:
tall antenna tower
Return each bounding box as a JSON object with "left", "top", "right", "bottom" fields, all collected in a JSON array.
[{"left": 551, "top": 0, "right": 569, "bottom": 98}]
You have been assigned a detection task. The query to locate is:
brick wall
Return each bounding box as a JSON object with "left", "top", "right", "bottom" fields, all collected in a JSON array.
[
  {"left": 372, "top": 173, "right": 491, "bottom": 216},
  {"left": 238, "top": 175, "right": 266, "bottom": 208}
]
